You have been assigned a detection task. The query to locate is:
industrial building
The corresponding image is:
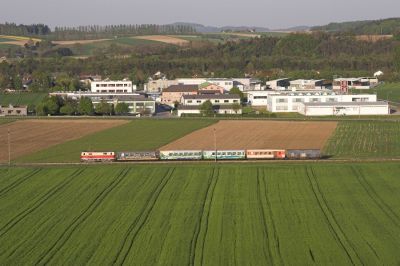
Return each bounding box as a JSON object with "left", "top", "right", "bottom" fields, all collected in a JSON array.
[
  {"left": 266, "top": 91, "right": 377, "bottom": 113},
  {"left": 266, "top": 78, "right": 290, "bottom": 90},
  {"left": 298, "top": 101, "right": 390, "bottom": 116},
  {"left": 289, "top": 79, "right": 327, "bottom": 90},
  {"left": 91, "top": 80, "right": 136, "bottom": 93},
  {"left": 177, "top": 105, "right": 242, "bottom": 116},
  {"left": 246, "top": 90, "right": 281, "bottom": 106},
  {"left": 181, "top": 94, "right": 240, "bottom": 106},
  {"left": 333, "top": 77, "right": 379, "bottom": 91}
]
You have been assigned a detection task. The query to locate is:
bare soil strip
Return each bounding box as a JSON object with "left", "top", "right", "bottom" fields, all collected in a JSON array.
[
  {"left": 161, "top": 120, "right": 337, "bottom": 150},
  {"left": 52, "top": 39, "right": 111, "bottom": 45},
  {"left": 133, "top": 35, "right": 189, "bottom": 45},
  {"left": 0, "top": 120, "right": 128, "bottom": 162}
]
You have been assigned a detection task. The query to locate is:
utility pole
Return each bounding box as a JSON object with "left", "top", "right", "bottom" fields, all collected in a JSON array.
[
  {"left": 8, "top": 128, "right": 11, "bottom": 166},
  {"left": 213, "top": 128, "right": 217, "bottom": 163}
]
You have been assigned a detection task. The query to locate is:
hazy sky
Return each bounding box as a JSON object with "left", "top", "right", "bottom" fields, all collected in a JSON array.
[{"left": 1, "top": 0, "right": 399, "bottom": 29}]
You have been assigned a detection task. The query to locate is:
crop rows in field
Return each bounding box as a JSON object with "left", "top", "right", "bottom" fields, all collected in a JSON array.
[
  {"left": 323, "top": 120, "right": 400, "bottom": 158},
  {"left": 0, "top": 93, "right": 47, "bottom": 106},
  {"left": 1, "top": 163, "right": 400, "bottom": 265}
]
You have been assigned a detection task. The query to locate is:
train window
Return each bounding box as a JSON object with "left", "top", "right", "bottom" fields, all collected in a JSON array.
[
  {"left": 211, "top": 152, "right": 215, "bottom": 155},
  {"left": 222, "top": 152, "right": 226, "bottom": 155}
]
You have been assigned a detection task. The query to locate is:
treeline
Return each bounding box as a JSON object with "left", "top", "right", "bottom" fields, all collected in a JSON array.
[
  {"left": 311, "top": 18, "right": 400, "bottom": 35},
  {"left": 0, "top": 22, "right": 196, "bottom": 40},
  {"left": 52, "top": 24, "right": 196, "bottom": 40},
  {"left": 0, "top": 23, "right": 51, "bottom": 36},
  {"left": 34, "top": 96, "right": 131, "bottom": 116}
]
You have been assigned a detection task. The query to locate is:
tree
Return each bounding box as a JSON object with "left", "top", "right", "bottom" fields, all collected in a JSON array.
[
  {"left": 95, "top": 100, "right": 112, "bottom": 115},
  {"left": 115, "top": 102, "right": 130, "bottom": 115},
  {"left": 35, "top": 103, "right": 48, "bottom": 116},
  {"left": 60, "top": 101, "right": 77, "bottom": 115},
  {"left": 199, "top": 100, "right": 214, "bottom": 116},
  {"left": 229, "top": 87, "right": 244, "bottom": 101},
  {"left": 231, "top": 103, "right": 241, "bottom": 114},
  {"left": 78, "top": 97, "right": 94, "bottom": 115},
  {"left": 395, "top": 46, "right": 400, "bottom": 72}
]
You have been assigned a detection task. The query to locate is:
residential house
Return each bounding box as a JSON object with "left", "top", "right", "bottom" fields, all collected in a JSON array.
[
  {"left": 0, "top": 105, "right": 28, "bottom": 116},
  {"left": 160, "top": 85, "right": 199, "bottom": 106}
]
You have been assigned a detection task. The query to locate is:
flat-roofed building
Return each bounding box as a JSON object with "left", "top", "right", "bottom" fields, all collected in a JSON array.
[
  {"left": 299, "top": 101, "right": 389, "bottom": 116},
  {"left": 266, "top": 78, "right": 290, "bottom": 90},
  {"left": 91, "top": 80, "right": 135, "bottom": 93},
  {"left": 181, "top": 94, "right": 240, "bottom": 106},
  {"left": 267, "top": 91, "right": 377, "bottom": 113}
]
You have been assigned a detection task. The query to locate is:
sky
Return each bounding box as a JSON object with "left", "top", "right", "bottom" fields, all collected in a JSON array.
[{"left": 0, "top": 0, "right": 399, "bottom": 29}]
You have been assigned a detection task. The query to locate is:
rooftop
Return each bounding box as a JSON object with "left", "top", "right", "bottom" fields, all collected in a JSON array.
[
  {"left": 163, "top": 85, "right": 199, "bottom": 92},
  {"left": 182, "top": 94, "right": 240, "bottom": 100}
]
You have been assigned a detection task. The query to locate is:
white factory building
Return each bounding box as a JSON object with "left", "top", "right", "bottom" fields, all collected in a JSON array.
[
  {"left": 332, "top": 77, "right": 378, "bottom": 91},
  {"left": 298, "top": 102, "right": 390, "bottom": 116},
  {"left": 247, "top": 90, "right": 281, "bottom": 106},
  {"left": 266, "top": 91, "right": 377, "bottom": 113},
  {"left": 91, "top": 80, "right": 136, "bottom": 93},
  {"left": 174, "top": 78, "right": 263, "bottom": 92}
]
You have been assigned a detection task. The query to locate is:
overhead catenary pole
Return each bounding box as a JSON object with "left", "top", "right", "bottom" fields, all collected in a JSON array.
[
  {"left": 213, "top": 127, "right": 217, "bottom": 163},
  {"left": 8, "top": 128, "right": 11, "bottom": 166}
]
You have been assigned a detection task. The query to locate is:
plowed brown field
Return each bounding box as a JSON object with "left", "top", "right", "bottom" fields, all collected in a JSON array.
[
  {"left": 0, "top": 119, "right": 127, "bottom": 162},
  {"left": 161, "top": 120, "right": 337, "bottom": 150}
]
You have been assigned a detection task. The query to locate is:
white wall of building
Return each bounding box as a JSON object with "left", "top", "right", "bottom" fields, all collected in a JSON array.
[
  {"left": 247, "top": 91, "right": 280, "bottom": 106},
  {"left": 299, "top": 103, "right": 389, "bottom": 116},
  {"left": 182, "top": 97, "right": 240, "bottom": 106},
  {"left": 267, "top": 92, "right": 377, "bottom": 112},
  {"left": 91, "top": 81, "right": 135, "bottom": 93}
]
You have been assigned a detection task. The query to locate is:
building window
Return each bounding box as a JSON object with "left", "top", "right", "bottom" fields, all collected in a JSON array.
[
  {"left": 197, "top": 100, "right": 201, "bottom": 103},
  {"left": 310, "top": 98, "right": 320, "bottom": 102},
  {"left": 233, "top": 100, "right": 238, "bottom": 103},
  {"left": 294, "top": 98, "right": 303, "bottom": 102},
  {"left": 96, "top": 84, "right": 100, "bottom": 87},
  {"left": 276, "top": 98, "right": 287, "bottom": 103},
  {"left": 276, "top": 106, "right": 288, "bottom": 111},
  {"left": 326, "top": 98, "right": 337, "bottom": 102},
  {"left": 224, "top": 100, "right": 229, "bottom": 103},
  {"left": 187, "top": 100, "right": 192, "bottom": 103},
  {"left": 215, "top": 100, "right": 220, "bottom": 103}
]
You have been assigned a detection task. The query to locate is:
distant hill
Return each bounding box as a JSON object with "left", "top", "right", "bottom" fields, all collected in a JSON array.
[{"left": 311, "top": 17, "right": 400, "bottom": 35}]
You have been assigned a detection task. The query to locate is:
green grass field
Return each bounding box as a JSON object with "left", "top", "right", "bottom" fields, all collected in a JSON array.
[
  {"left": 349, "top": 83, "right": 400, "bottom": 103},
  {"left": 0, "top": 118, "right": 15, "bottom": 125},
  {"left": 0, "top": 93, "right": 47, "bottom": 106},
  {"left": 0, "top": 162, "right": 399, "bottom": 265},
  {"left": 324, "top": 120, "right": 400, "bottom": 158},
  {"left": 18, "top": 119, "right": 215, "bottom": 163}
]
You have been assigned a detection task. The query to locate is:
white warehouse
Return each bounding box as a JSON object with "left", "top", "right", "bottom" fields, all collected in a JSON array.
[
  {"left": 91, "top": 80, "right": 136, "bottom": 93},
  {"left": 247, "top": 90, "right": 280, "bottom": 106},
  {"left": 267, "top": 91, "right": 377, "bottom": 113},
  {"left": 299, "top": 102, "right": 390, "bottom": 116}
]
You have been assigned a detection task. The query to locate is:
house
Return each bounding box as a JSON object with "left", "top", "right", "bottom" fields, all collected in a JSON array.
[
  {"left": 198, "top": 82, "right": 225, "bottom": 94},
  {"left": 266, "top": 91, "right": 377, "bottom": 113},
  {"left": 79, "top": 75, "right": 102, "bottom": 85},
  {"left": 298, "top": 101, "right": 389, "bottom": 116},
  {"left": 91, "top": 80, "right": 136, "bottom": 93},
  {"left": 0, "top": 105, "right": 28, "bottom": 116},
  {"left": 233, "top": 78, "right": 264, "bottom": 91},
  {"left": 160, "top": 85, "right": 198, "bottom": 106},
  {"left": 266, "top": 78, "right": 290, "bottom": 90}
]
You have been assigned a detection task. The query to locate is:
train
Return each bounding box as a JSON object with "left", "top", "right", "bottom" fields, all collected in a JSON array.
[{"left": 80, "top": 149, "right": 321, "bottom": 162}]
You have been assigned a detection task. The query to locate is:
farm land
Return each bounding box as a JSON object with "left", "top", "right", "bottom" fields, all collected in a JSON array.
[
  {"left": 0, "top": 119, "right": 128, "bottom": 163},
  {"left": 161, "top": 120, "right": 337, "bottom": 150},
  {"left": 1, "top": 162, "right": 400, "bottom": 265},
  {"left": 16, "top": 119, "right": 215, "bottom": 163}
]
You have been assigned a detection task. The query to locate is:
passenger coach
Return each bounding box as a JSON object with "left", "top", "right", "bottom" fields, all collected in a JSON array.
[{"left": 80, "top": 152, "right": 116, "bottom": 162}]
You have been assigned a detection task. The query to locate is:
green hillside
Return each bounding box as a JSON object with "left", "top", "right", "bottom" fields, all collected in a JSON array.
[{"left": 311, "top": 17, "right": 400, "bottom": 35}]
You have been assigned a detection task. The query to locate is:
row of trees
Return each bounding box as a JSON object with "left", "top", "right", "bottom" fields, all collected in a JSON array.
[
  {"left": 52, "top": 24, "right": 196, "bottom": 40},
  {"left": 0, "top": 23, "right": 51, "bottom": 36},
  {"left": 0, "top": 22, "right": 196, "bottom": 40},
  {"left": 34, "top": 96, "right": 130, "bottom": 116}
]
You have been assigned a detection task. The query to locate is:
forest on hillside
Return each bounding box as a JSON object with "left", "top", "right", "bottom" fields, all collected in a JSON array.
[{"left": 1, "top": 32, "right": 400, "bottom": 91}]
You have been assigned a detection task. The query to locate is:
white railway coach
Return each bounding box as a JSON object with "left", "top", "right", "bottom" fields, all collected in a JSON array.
[
  {"left": 246, "top": 149, "right": 286, "bottom": 159},
  {"left": 159, "top": 150, "right": 203, "bottom": 160},
  {"left": 116, "top": 151, "right": 158, "bottom": 161},
  {"left": 203, "top": 150, "right": 246, "bottom": 160},
  {"left": 80, "top": 152, "right": 116, "bottom": 162}
]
